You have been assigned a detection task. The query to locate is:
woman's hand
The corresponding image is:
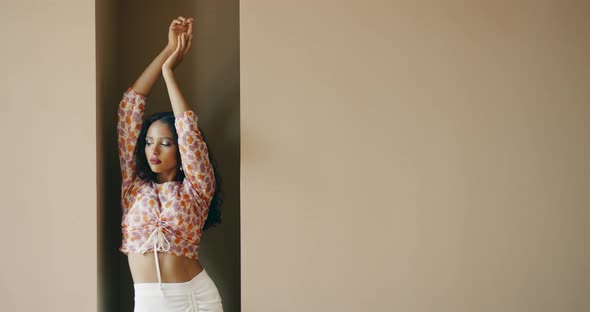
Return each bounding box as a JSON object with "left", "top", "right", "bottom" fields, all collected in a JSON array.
[
  {"left": 163, "top": 31, "right": 193, "bottom": 72},
  {"left": 130, "top": 17, "right": 193, "bottom": 96},
  {"left": 167, "top": 16, "right": 193, "bottom": 52}
]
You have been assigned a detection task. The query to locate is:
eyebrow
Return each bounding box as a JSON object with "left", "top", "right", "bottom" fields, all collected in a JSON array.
[{"left": 145, "top": 136, "right": 174, "bottom": 140}]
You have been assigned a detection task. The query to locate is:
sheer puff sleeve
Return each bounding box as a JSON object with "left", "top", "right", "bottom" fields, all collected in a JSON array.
[
  {"left": 175, "top": 110, "right": 216, "bottom": 209},
  {"left": 117, "top": 88, "right": 146, "bottom": 189}
]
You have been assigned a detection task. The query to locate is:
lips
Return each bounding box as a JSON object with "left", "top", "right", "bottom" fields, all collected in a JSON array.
[{"left": 150, "top": 158, "right": 162, "bottom": 164}]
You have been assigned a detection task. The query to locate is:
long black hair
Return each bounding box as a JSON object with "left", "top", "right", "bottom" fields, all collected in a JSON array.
[{"left": 134, "top": 111, "right": 222, "bottom": 230}]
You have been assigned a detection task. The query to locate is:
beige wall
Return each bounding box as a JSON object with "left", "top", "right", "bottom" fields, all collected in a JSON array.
[
  {"left": 240, "top": 1, "right": 589, "bottom": 311},
  {"left": 2, "top": 0, "right": 589, "bottom": 311},
  {"left": 0, "top": 0, "right": 97, "bottom": 311}
]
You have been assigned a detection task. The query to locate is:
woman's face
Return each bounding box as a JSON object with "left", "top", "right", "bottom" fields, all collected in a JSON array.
[{"left": 145, "top": 120, "right": 179, "bottom": 179}]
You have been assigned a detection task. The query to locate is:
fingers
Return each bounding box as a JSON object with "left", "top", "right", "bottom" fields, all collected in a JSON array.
[
  {"left": 175, "top": 35, "right": 183, "bottom": 54},
  {"left": 183, "top": 34, "right": 193, "bottom": 56},
  {"left": 169, "top": 15, "right": 194, "bottom": 61},
  {"left": 171, "top": 16, "right": 194, "bottom": 33},
  {"left": 166, "top": 33, "right": 192, "bottom": 70},
  {"left": 177, "top": 33, "right": 192, "bottom": 58},
  {"left": 170, "top": 16, "right": 183, "bottom": 26},
  {"left": 177, "top": 16, "right": 193, "bottom": 26},
  {"left": 181, "top": 33, "right": 186, "bottom": 51},
  {"left": 171, "top": 16, "right": 187, "bottom": 27},
  {"left": 170, "top": 20, "right": 186, "bottom": 33}
]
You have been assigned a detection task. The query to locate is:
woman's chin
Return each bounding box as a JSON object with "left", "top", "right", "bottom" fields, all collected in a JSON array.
[{"left": 150, "top": 165, "right": 174, "bottom": 174}]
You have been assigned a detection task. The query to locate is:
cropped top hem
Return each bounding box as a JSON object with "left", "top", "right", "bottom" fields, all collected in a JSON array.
[{"left": 118, "top": 246, "right": 200, "bottom": 261}]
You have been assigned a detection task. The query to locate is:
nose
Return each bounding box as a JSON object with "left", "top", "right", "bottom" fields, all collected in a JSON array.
[{"left": 148, "top": 144, "right": 160, "bottom": 156}]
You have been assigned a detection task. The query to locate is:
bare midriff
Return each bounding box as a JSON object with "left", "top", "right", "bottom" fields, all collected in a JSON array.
[{"left": 127, "top": 252, "right": 203, "bottom": 283}]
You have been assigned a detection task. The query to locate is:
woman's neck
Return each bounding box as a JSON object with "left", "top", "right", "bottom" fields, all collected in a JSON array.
[{"left": 157, "top": 170, "right": 177, "bottom": 183}]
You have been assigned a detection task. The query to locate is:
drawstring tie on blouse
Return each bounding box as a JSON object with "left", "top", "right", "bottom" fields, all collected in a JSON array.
[{"left": 138, "top": 225, "right": 171, "bottom": 291}]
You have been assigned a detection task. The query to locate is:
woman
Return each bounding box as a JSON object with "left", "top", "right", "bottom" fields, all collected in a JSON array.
[{"left": 117, "top": 16, "right": 223, "bottom": 312}]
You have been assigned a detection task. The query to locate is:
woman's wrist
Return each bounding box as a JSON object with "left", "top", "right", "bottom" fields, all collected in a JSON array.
[
  {"left": 163, "top": 44, "right": 176, "bottom": 56},
  {"left": 162, "top": 66, "right": 175, "bottom": 78}
]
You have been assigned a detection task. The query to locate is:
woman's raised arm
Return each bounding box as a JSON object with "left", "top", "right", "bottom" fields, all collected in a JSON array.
[
  {"left": 160, "top": 22, "right": 215, "bottom": 206},
  {"left": 118, "top": 17, "right": 193, "bottom": 188},
  {"left": 162, "top": 19, "right": 194, "bottom": 116},
  {"left": 131, "top": 16, "right": 193, "bottom": 95}
]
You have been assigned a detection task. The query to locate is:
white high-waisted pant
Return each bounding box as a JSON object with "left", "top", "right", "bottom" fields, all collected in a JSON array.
[{"left": 133, "top": 269, "right": 223, "bottom": 312}]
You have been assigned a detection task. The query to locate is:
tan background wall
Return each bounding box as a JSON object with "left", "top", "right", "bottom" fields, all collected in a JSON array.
[
  {"left": 98, "top": 1, "right": 240, "bottom": 311},
  {"left": 1, "top": 0, "right": 588, "bottom": 311},
  {"left": 240, "top": 1, "right": 589, "bottom": 311},
  {"left": 0, "top": 0, "right": 97, "bottom": 311}
]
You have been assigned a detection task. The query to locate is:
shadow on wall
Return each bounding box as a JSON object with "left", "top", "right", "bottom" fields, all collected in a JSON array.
[{"left": 97, "top": 0, "right": 240, "bottom": 311}]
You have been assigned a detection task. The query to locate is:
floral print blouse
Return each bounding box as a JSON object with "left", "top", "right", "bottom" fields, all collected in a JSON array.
[{"left": 117, "top": 88, "right": 215, "bottom": 262}]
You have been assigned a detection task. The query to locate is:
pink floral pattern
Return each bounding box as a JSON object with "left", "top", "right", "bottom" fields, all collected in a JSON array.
[{"left": 117, "top": 88, "right": 215, "bottom": 260}]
